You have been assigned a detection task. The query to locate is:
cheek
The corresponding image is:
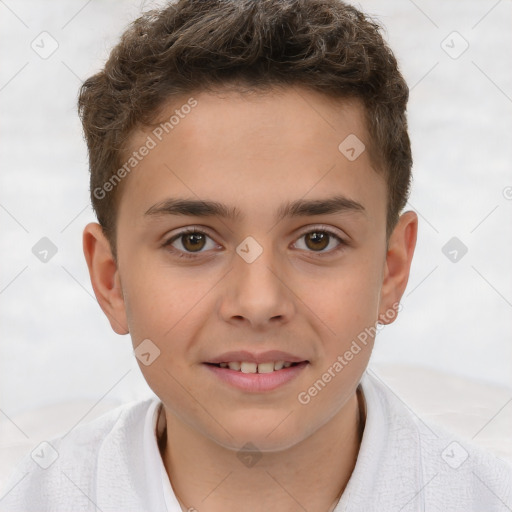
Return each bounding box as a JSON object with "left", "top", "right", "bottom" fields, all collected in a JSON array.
[
  {"left": 123, "top": 258, "right": 210, "bottom": 339},
  {"left": 315, "top": 256, "right": 383, "bottom": 341},
  {"left": 123, "top": 265, "right": 218, "bottom": 395},
  {"left": 298, "top": 357, "right": 365, "bottom": 419}
]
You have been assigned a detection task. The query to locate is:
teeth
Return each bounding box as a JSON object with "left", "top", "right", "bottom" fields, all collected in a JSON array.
[
  {"left": 240, "top": 362, "right": 257, "bottom": 373},
  {"left": 257, "top": 362, "right": 275, "bottom": 373},
  {"left": 218, "top": 361, "right": 298, "bottom": 373}
]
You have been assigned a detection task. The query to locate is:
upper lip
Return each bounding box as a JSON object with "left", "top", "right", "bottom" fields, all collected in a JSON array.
[{"left": 205, "top": 350, "right": 308, "bottom": 365}]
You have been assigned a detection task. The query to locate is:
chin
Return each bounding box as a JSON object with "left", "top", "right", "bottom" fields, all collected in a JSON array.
[{"left": 203, "top": 415, "right": 313, "bottom": 453}]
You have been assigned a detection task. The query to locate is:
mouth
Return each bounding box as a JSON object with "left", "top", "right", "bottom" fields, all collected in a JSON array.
[
  {"left": 202, "top": 350, "right": 310, "bottom": 391},
  {"left": 204, "top": 361, "right": 305, "bottom": 373},
  {"left": 203, "top": 355, "right": 309, "bottom": 392}
]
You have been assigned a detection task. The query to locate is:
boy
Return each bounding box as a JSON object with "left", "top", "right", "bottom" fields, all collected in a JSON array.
[{"left": 1, "top": 0, "right": 511, "bottom": 510}]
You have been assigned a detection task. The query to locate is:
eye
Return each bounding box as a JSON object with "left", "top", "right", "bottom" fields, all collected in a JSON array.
[
  {"left": 163, "top": 228, "right": 219, "bottom": 259},
  {"left": 162, "top": 225, "right": 347, "bottom": 260},
  {"left": 293, "top": 226, "right": 347, "bottom": 255}
]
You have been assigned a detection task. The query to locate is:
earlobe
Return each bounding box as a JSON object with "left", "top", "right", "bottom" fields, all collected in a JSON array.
[
  {"left": 378, "top": 211, "right": 418, "bottom": 325},
  {"left": 82, "top": 222, "right": 129, "bottom": 335}
]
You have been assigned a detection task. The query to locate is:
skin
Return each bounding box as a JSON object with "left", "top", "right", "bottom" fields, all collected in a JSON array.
[{"left": 83, "top": 86, "right": 417, "bottom": 512}]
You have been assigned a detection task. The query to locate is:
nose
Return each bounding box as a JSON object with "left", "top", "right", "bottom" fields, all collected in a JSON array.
[{"left": 218, "top": 241, "right": 295, "bottom": 330}]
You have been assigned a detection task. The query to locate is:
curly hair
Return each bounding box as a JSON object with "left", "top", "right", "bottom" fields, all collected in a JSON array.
[{"left": 78, "top": 0, "right": 412, "bottom": 260}]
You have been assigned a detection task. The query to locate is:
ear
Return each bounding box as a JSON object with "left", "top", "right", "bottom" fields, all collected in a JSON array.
[
  {"left": 82, "top": 222, "right": 129, "bottom": 335},
  {"left": 378, "top": 211, "right": 418, "bottom": 325}
]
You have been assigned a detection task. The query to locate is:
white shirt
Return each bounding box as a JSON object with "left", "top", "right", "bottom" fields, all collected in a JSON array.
[{"left": 1, "top": 371, "right": 511, "bottom": 511}]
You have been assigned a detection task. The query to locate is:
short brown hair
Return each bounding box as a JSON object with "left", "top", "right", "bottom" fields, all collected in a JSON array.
[{"left": 78, "top": 0, "right": 412, "bottom": 261}]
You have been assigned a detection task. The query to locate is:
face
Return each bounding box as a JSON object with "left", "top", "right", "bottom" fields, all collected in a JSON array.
[{"left": 83, "top": 87, "right": 417, "bottom": 452}]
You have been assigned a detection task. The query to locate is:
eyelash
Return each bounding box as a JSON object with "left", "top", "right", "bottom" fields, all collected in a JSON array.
[{"left": 162, "top": 225, "right": 348, "bottom": 260}]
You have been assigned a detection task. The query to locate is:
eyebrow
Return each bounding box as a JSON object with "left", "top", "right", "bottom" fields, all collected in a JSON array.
[{"left": 144, "top": 194, "right": 366, "bottom": 223}]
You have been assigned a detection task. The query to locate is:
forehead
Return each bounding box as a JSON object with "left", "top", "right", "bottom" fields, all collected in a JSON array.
[{"left": 117, "top": 87, "right": 386, "bottom": 229}]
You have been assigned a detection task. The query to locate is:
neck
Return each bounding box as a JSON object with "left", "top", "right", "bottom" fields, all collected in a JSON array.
[{"left": 159, "top": 387, "right": 366, "bottom": 512}]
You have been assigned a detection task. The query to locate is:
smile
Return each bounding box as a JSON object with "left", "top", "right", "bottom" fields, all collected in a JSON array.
[
  {"left": 203, "top": 361, "right": 309, "bottom": 392},
  {"left": 209, "top": 361, "right": 300, "bottom": 373}
]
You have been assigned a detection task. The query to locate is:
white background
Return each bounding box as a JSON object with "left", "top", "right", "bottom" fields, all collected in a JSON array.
[{"left": 0, "top": 0, "right": 511, "bottom": 459}]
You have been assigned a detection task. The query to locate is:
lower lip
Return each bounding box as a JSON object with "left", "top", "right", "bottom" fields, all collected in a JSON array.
[{"left": 203, "top": 362, "right": 309, "bottom": 392}]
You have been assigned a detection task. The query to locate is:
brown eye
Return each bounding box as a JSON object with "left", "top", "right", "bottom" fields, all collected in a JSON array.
[
  {"left": 304, "top": 231, "right": 329, "bottom": 251},
  {"left": 294, "top": 228, "right": 346, "bottom": 255},
  {"left": 181, "top": 232, "right": 206, "bottom": 252},
  {"left": 163, "top": 228, "right": 218, "bottom": 259}
]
